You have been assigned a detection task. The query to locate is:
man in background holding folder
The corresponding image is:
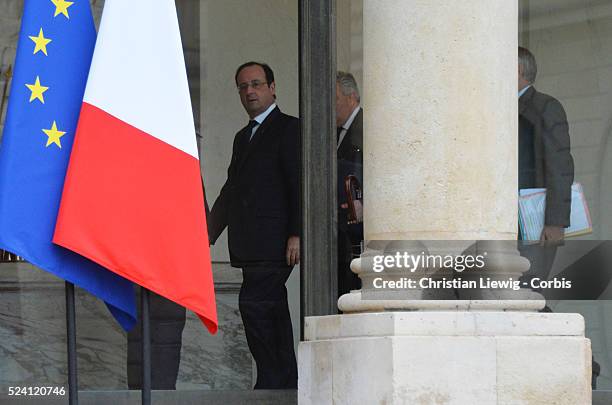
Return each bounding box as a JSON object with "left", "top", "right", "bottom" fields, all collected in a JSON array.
[
  {"left": 518, "top": 46, "right": 574, "bottom": 245},
  {"left": 517, "top": 47, "right": 601, "bottom": 387},
  {"left": 518, "top": 46, "right": 574, "bottom": 292}
]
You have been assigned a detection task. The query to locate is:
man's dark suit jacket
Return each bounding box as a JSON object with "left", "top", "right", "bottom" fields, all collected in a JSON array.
[
  {"left": 208, "top": 107, "right": 300, "bottom": 267},
  {"left": 519, "top": 86, "right": 574, "bottom": 227},
  {"left": 338, "top": 108, "right": 364, "bottom": 256}
]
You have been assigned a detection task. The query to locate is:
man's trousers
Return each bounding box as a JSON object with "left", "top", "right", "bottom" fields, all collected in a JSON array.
[{"left": 240, "top": 265, "right": 297, "bottom": 389}]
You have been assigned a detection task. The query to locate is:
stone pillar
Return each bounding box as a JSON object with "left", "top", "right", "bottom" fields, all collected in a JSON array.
[
  {"left": 339, "top": 0, "right": 539, "bottom": 313},
  {"left": 363, "top": 2, "right": 516, "bottom": 242},
  {"left": 298, "top": 1, "right": 592, "bottom": 404}
]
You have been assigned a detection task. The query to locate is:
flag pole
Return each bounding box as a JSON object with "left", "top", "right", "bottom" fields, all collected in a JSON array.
[
  {"left": 141, "top": 287, "right": 151, "bottom": 405},
  {"left": 65, "top": 281, "right": 78, "bottom": 405}
]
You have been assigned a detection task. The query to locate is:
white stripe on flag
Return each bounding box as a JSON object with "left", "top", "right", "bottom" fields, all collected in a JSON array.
[{"left": 83, "top": 0, "right": 198, "bottom": 158}]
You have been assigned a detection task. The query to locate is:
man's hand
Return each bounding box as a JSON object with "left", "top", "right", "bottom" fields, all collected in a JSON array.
[
  {"left": 540, "top": 225, "right": 564, "bottom": 246},
  {"left": 340, "top": 200, "right": 363, "bottom": 224},
  {"left": 286, "top": 236, "right": 300, "bottom": 266}
]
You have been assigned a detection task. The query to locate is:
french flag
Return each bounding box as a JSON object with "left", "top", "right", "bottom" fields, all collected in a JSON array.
[{"left": 53, "top": 0, "right": 217, "bottom": 333}]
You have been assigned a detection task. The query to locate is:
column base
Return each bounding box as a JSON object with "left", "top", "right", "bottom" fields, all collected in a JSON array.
[
  {"left": 298, "top": 312, "right": 591, "bottom": 405},
  {"left": 338, "top": 290, "right": 545, "bottom": 312}
]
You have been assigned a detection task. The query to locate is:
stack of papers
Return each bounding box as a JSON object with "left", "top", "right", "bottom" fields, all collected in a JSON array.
[{"left": 518, "top": 183, "right": 592, "bottom": 241}]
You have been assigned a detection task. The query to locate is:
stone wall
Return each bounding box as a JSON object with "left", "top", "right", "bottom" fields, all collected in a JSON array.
[{"left": 0, "top": 262, "right": 250, "bottom": 390}]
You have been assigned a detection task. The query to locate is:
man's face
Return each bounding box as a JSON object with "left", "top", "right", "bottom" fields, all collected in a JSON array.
[
  {"left": 236, "top": 65, "right": 276, "bottom": 118},
  {"left": 336, "top": 82, "right": 356, "bottom": 127}
]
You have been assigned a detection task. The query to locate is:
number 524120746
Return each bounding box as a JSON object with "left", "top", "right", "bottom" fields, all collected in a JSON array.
[{"left": 8, "top": 386, "right": 66, "bottom": 396}]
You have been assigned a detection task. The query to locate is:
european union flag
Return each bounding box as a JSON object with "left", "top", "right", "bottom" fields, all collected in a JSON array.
[{"left": 0, "top": 1, "right": 136, "bottom": 330}]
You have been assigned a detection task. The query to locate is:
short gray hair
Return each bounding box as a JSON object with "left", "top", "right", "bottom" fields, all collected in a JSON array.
[
  {"left": 518, "top": 47, "right": 537, "bottom": 84},
  {"left": 336, "top": 71, "right": 360, "bottom": 102}
]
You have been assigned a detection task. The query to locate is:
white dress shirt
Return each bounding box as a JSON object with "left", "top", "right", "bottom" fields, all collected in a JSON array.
[
  {"left": 250, "top": 103, "right": 277, "bottom": 140},
  {"left": 337, "top": 105, "right": 361, "bottom": 150}
]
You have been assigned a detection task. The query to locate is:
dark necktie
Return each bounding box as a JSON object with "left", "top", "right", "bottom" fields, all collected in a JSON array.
[{"left": 246, "top": 120, "right": 258, "bottom": 141}]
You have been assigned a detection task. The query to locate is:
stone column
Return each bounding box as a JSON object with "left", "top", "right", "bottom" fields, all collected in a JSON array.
[
  {"left": 339, "top": 0, "right": 539, "bottom": 313},
  {"left": 363, "top": 3, "right": 516, "bottom": 242},
  {"left": 298, "top": 1, "right": 592, "bottom": 404}
]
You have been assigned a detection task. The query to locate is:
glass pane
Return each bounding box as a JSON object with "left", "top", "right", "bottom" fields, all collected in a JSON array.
[{"left": 520, "top": 0, "right": 612, "bottom": 391}]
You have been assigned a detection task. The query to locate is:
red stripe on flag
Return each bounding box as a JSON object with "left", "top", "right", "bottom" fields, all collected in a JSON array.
[{"left": 54, "top": 102, "right": 217, "bottom": 333}]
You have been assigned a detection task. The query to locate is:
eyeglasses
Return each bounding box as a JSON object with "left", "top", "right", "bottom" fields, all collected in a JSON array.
[{"left": 237, "top": 80, "right": 268, "bottom": 92}]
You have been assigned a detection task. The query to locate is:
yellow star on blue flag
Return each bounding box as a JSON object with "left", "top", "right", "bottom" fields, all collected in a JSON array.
[
  {"left": 29, "top": 28, "right": 52, "bottom": 55},
  {"left": 42, "top": 121, "right": 66, "bottom": 148},
  {"left": 25, "top": 76, "right": 49, "bottom": 103},
  {"left": 51, "top": 0, "right": 74, "bottom": 19}
]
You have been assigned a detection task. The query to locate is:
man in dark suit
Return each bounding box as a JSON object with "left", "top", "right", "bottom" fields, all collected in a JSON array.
[
  {"left": 518, "top": 47, "right": 574, "bottom": 243},
  {"left": 208, "top": 61, "right": 299, "bottom": 389},
  {"left": 517, "top": 47, "right": 574, "bottom": 284},
  {"left": 336, "top": 71, "right": 363, "bottom": 298}
]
